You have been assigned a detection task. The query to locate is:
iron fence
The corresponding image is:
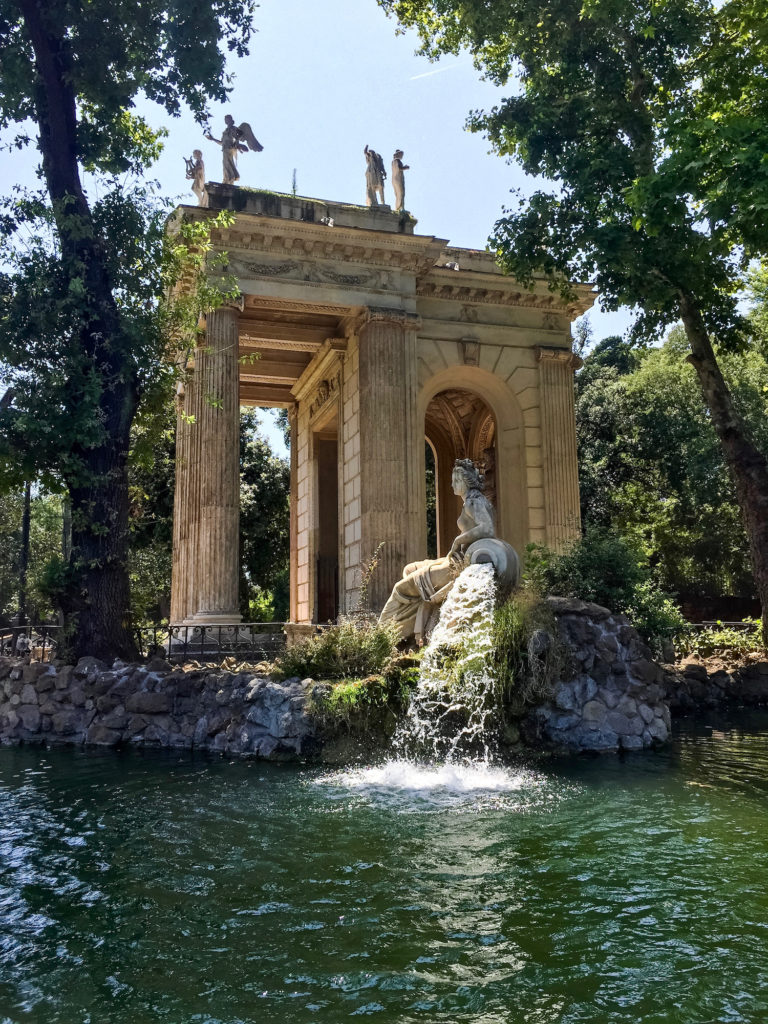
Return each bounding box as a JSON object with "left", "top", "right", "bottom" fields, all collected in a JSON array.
[
  {"left": 0, "top": 625, "right": 62, "bottom": 662},
  {"left": 135, "top": 622, "right": 287, "bottom": 663}
]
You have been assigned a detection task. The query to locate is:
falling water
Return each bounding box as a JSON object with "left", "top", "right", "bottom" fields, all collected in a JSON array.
[{"left": 393, "top": 562, "right": 500, "bottom": 762}]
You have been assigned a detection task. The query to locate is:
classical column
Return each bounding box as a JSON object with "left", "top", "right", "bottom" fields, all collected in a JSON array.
[
  {"left": 358, "top": 308, "right": 422, "bottom": 612},
  {"left": 170, "top": 375, "right": 192, "bottom": 624},
  {"left": 288, "top": 405, "right": 299, "bottom": 623},
  {"left": 537, "top": 346, "right": 583, "bottom": 550},
  {"left": 188, "top": 303, "right": 242, "bottom": 623}
]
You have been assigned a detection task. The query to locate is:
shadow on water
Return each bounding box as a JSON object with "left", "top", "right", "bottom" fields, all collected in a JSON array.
[{"left": 1, "top": 713, "right": 768, "bottom": 1023}]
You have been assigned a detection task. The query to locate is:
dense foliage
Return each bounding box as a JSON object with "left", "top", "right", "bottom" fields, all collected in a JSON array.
[
  {"left": 577, "top": 328, "right": 768, "bottom": 610},
  {"left": 524, "top": 529, "right": 688, "bottom": 655},
  {"left": 273, "top": 618, "right": 400, "bottom": 682}
]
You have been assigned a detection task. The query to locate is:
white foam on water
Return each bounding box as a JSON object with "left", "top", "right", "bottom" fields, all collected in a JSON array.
[
  {"left": 315, "top": 759, "right": 550, "bottom": 812},
  {"left": 339, "top": 760, "right": 524, "bottom": 793}
]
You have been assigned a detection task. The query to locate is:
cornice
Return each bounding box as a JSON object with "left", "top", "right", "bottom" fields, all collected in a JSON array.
[
  {"left": 536, "top": 346, "right": 584, "bottom": 370},
  {"left": 417, "top": 275, "right": 593, "bottom": 318},
  {"left": 291, "top": 338, "right": 347, "bottom": 403}
]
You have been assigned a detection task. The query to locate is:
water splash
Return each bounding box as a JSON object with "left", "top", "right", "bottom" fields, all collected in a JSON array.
[
  {"left": 394, "top": 563, "right": 500, "bottom": 762},
  {"left": 315, "top": 759, "right": 546, "bottom": 811}
]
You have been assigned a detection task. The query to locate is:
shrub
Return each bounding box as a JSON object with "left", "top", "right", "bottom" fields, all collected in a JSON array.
[
  {"left": 676, "top": 618, "right": 764, "bottom": 660},
  {"left": 524, "top": 526, "right": 686, "bottom": 655},
  {"left": 272, "top": 616, "right": 400, "bottom": 681}
]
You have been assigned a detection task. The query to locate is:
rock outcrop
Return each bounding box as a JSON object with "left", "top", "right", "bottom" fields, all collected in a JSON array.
[{"left": 524, "top": 598, "right": 671, "bottom": 752}]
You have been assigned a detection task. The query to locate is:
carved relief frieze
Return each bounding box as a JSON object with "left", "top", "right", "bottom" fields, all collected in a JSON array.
[
  {"left": 309, "top": 373, "right": 341, "bottom": 418},
  {"left": 229, "top": 256, "right": 396, "bottom": 292},
  {"left": 218, "top": 229, "right": 434, "bottom": 273}
]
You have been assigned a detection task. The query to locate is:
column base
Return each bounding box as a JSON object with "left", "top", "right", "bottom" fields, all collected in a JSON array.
[
  {"left": 284, "top": 622, "right": 319, "bottom": 648},
  {"left": 183, "top": 612, "right": 243, "bottom": 626}
]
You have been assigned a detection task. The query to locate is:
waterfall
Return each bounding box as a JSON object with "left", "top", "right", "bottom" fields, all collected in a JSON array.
[{"left": 394, "top": 562, "right": 500, "bottom": 761}]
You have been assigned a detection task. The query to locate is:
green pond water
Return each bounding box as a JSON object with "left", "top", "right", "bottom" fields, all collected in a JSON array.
[{"left": 2, "top": 716, "right": 768, "bottom": 1024}]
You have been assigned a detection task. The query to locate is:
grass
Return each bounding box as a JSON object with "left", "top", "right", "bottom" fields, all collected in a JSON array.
[
  {"left": 491, "top": 587, "right": 568, "bottom": 715},
  {"left": 272, "top": 617, "right": 400, "bottom": 683}
]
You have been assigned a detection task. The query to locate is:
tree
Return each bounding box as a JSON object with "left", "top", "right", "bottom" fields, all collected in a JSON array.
[
  {"left": 381, "top": 0, "right": 768, "bottom": 642},
  {"left": 576, "top": 330, "right": 768, "bottom": 612},
  {"left": 0, "top": 0, "right": 255, "bottom": 660},
  {"left": 239, "top": 410, "right": 290, "bottom": 621}
]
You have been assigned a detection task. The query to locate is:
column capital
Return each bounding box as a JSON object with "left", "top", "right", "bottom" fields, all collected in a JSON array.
[
  {"left": 358, "top": 306, "right": 422, "bottom": 331},
  {"left": 204, "top": 296, "right": 244, "bottom": 323},
  {"left": 536, "top": 346, "right": 583, "bottom": 370}
]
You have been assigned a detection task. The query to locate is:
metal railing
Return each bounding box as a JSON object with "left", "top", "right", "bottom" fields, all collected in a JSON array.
[
  {"left": 0, "top": 625, "right": 62, "bottom": 662},
  {"left": 135, "top": 622, "right": 287, "bottom": 663}
]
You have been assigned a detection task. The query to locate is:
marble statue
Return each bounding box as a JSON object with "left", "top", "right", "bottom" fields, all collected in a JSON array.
[
  {"left": 206, "top": 115, "right": 263, "bottom": 185},
  {"left": 184, "top": 150, "right": 208, "bottom": 207},
  {"left": 379, "top": 459, "right": 520, "bottom": 643},
  {"left": 364, "top": 145, "right": 386, "bottom": 206},
  {"left": 391, "top": 150, "right": 409, "bottom": 211}
]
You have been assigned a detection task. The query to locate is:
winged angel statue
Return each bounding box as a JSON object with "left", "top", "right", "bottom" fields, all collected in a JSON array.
[{"left": 205, "top": 115, "right": 263, "bottom": 185}]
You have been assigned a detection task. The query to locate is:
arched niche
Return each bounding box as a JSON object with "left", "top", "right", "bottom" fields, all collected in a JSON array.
[{"left": 418, "top": 366, "right": 528, "bottom": 557}]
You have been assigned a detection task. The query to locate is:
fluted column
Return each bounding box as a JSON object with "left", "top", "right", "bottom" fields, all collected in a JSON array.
[
  {"left": 170, "top": 373, "right": 193, "bottom": 624},
  {"left": 188, "top": 304, "right": 242, "bottom": 623},
  {"left": 537, "top": 347, "right": 583, "bottom": 550},
  {"left": 288, "top": 405, "right": 299, "bottom": 623},
  {"left": 358, "top": 308, "right": 422, "bottom": 612}
]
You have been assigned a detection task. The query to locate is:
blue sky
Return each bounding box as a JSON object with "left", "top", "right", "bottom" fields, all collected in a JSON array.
[{"left": 0, "top": 0, "right": 635, "bottom": 457}]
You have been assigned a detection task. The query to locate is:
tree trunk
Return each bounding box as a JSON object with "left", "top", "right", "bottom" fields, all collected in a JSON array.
[
  {"left": 61, "top": 376, "right": 138, "bottom": 662},
  {"left": 679, "top": 290, "right": 768, "bottom": 646},
  {"left": 19, "top": 480, "right": 31, "bottom": 627}
]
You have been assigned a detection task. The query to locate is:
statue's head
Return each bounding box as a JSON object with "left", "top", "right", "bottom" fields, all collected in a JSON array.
[
  {"left": 192, "top": 149, "right": 202, "bottom": 159},
  {"left": 452, "top": 458, "right": 483, "bottom": 493},
  {"left": 224, "top": 114, "right": 234, "bottom": 126},
  {"left": 394, "top": 149, "right": 404, "bottom": 158}
]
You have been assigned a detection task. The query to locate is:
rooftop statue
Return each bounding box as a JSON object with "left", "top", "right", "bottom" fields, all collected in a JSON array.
[
  {"left": 206, "top": 115, "right": 263, "bottom": 185},
  {"left": 379, "top": 459, "right": 520, "bottom": 643},
  {"left": 184, "top": 149, "right": 208, "bottom": 207},
  {"left": 364, "top": 145, "right": 386, "bottom": 206},
  {"left": 391, "top": 149, "right": 409, "bottom": 212}
]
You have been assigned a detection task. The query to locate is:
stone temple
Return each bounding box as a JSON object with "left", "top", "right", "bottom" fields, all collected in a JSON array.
[{"left": 169, "top": 185, "right": 592, "bottom": 632}]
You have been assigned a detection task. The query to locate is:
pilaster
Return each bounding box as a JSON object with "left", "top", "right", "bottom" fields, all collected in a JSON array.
[
  {"left": 357, "top": 307, "right": 422, "bottom": 612},
  {"left": 537, "top": 347, "right": 583, "bottom": 550}
]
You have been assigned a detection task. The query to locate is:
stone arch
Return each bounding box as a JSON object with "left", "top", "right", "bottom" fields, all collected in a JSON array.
[{"left": 418, "top": 365, "right": 528, "bottom": 556}]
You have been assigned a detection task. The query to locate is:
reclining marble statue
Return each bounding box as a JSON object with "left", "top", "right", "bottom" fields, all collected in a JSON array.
[{"left": 379, "top": 459, "right": 520, "bottom": 643}]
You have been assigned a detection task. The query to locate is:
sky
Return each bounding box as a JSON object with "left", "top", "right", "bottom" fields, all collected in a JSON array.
[{"left": 0, "top": 0, "right": 636, "bottom": 457}]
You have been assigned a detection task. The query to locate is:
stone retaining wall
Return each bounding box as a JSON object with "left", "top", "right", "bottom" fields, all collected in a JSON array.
[
  {"left": 523, "top": 598, "right": 671, "bottom": 752},
  {"left": 663, "top": 659, "right": 768, "bottom": 710},
  {"left": 0, "top": 657, "right": 318, "bottom": 758}
]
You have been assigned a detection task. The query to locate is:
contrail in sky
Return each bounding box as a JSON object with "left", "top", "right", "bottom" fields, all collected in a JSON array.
[{"left": 409, "top": 63, "right": 462, "bottom": 80}]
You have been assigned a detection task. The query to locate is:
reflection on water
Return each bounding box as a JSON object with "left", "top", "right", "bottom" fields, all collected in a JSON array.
[{"left": 1, "top": 716, "right": 768, "bottom": 1023}]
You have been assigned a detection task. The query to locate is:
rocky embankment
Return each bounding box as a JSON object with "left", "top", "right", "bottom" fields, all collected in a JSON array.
[
  {"left": 0, "top": 657, "right": 319, "bottom": 758},
  {"left": 523, "top": 598, "right": 672, "bottom": 753},
  {"left": 663, "top": 657, "right": 768, "bottom": 711},
  {"left": 2, "top": 605, "right": 767, "bottom": 760}
]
